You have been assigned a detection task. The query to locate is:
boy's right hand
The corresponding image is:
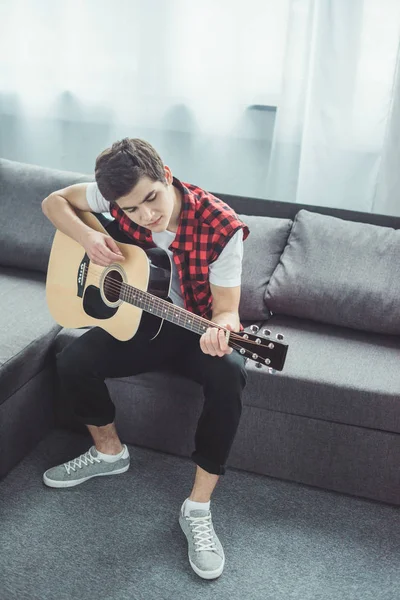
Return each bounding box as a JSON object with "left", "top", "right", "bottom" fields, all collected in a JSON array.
[{"left": 82, "top": 230, "right": 125, "bottom": 267}]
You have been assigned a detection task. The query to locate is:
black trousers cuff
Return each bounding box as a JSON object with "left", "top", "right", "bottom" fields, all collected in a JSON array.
[
  {"left": 191, "top": 451, "right": 226, "bottom": 476},
  {"left": 78, "top": 415, "right": 115, "bottom": 427}
]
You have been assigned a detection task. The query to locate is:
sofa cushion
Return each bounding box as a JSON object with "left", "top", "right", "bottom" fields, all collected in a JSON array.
[
  {"left": 0, "top": 159, "right": 93, "bottom": 273},
  {"left": 0, "top": 267, "right": 61, "bottom": 404},
  {"left": 265, "top": 209, "right": 400, "bottom": 335},
  {"left": 237, "top": 214, "right": 293, "bottom": 320},
  {"left": 241, "top": 314, "right": 400, "bottom": 433}
]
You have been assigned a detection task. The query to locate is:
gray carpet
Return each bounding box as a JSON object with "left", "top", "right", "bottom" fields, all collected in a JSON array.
[{"left": 1, "top": 429, "right": 399, "bottom": 600}]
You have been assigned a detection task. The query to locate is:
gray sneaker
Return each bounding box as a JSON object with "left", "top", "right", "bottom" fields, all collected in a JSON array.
[
  {"left": 43, "top": 445, "right": 130, "bottom": 488},
  {"left": 179, "top": 501, "right": 225, "bottom": 580}
]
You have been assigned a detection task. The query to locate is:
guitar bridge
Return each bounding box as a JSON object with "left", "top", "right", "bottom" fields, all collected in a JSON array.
[{"left": 77, "top": 253, "right": 90, "bottom": 298}]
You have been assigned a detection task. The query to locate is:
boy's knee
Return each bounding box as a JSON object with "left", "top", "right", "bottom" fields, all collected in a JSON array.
[
  {"left": 207, "top": 353, "right": 247, "bottom": 390},
  {"left": 56, "top": 345, "right": 86, "bottom": 380}
]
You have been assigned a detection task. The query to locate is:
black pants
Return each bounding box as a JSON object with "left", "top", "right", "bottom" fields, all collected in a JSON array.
[{"left": 56, "top": 319, "right": 247, "bottom": 475}]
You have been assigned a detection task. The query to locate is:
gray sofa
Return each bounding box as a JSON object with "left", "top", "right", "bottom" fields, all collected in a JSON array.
[{"left": 1, "top": 157, "right": 400, "bottom": 506}]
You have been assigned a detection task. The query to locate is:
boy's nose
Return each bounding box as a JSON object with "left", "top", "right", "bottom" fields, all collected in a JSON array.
[{"left": 142, "top": 207, "right": 154, "bottom": 225}]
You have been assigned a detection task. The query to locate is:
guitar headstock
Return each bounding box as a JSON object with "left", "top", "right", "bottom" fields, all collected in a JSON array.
[{"left": 232, "top": 325, "right": 288, "bottom": 373}]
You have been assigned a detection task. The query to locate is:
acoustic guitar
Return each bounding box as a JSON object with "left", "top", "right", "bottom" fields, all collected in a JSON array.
[{"left": 46, "top": 210, "right": 288, "bottom": 371}]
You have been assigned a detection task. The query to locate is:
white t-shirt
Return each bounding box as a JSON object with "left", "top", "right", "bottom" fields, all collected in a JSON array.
[{"left": 86, "top": 182, "right": 243, "bottom": 307}]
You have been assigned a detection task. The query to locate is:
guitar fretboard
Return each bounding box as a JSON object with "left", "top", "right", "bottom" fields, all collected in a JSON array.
[{"left": 120, "top": 283, "right": 210, "bottom": 336}]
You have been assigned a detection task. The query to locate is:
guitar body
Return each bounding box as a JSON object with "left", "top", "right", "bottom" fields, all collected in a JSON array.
[{"left": 46, "top": 211, "right": 172, "bottom": 341}]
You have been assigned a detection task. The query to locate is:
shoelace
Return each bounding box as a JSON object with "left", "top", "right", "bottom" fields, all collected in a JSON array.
[
  {"left": 187, "top": 514, "right": 217, "bottom": 552},
  {"left": 64, "top": 449, "right": 102, "bottom": 475}
]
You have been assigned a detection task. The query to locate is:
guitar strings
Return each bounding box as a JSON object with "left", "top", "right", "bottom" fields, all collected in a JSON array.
[
  {"left": 84, "top": 267, "right": 270, "bottom": 349},
  {"left": 81, "top": 264, "right": 271, "bottom": 348}
]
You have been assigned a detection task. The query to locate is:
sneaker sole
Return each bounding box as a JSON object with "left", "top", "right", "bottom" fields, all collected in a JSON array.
[{"left": 43, "top": 463, "right": 130, "bottom": 488}]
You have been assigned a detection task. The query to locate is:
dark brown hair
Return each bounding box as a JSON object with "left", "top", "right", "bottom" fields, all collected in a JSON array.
[{"left": 95, "top": 138, "right": 166, "bottom": 202}]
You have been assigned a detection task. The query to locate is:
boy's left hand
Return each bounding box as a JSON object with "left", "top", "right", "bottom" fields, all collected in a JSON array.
[{"left": 200, "top": 324, "right": 233, "bottom": 357}]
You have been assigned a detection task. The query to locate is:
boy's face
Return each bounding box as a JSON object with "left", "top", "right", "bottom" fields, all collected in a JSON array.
[{"left": 115, "top": 166, "right": 178, "bottom": 232}]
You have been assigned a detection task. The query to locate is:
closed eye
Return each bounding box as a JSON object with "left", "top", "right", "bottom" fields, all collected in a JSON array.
[{"left": 126, "top": 193, "right": 156, "bottom": 214}]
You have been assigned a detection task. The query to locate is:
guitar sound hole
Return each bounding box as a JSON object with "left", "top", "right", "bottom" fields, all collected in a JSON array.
[{"left": 103, "top": 270, "right": 123, "bottom": 303}]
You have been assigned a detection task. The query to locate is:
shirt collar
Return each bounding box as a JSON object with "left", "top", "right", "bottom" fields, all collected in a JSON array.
[{"left": 169, "top": 177, "right": 195, "bottom": 252}]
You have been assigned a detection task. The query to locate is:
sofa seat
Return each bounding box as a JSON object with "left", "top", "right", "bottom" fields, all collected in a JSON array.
[
  {"left": 0, "top": 267, "right": 61, "bottom": 404},
  {"left": 245, "top": 314, "right": 400, "bottom": 434},
  {"left": 0, "top": 267, "right": 61, "bottom": 478},
  {"left": 54, "top": 314, "right": 400, "bottom": 434}
]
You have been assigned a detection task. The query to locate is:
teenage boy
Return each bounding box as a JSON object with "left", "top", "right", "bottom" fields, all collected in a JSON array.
[{"left": 41, "top": 138, "right": 249, "bottom": 580}]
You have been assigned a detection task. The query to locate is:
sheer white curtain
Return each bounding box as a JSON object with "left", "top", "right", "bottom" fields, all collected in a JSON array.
[
  {"left": 266, "top": 0, "right": 400, "bottom": 214},
  {"left": 1, "top": 0, "right": 400, "bottom": 212},
  {"left": 0, "top": 0, "right": 288, "bottom": 198},
  {"left": 373, "top": 45, "right": 400, "bottom": 215}
]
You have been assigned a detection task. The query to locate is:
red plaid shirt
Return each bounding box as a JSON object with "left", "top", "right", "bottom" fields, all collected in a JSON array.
[{"left": 109, "top": 177, "right": 249, "bottom": 320}]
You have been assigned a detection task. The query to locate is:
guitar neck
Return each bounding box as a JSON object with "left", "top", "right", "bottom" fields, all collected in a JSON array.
[{"left": 120, "top": 283, "right": 213, "bottom": 337}]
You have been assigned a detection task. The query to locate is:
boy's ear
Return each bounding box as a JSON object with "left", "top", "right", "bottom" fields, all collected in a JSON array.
[{"left": 164, "top": 165, "right": 173, "bottom": 185}]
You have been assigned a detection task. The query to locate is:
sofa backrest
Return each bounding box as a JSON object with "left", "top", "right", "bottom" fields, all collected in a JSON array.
[
  {"left": 0, "top": 159, "right": 93, "bottom": 273},
  {"left": 266, "top": 209, "right": 400, "bottom": 335},
  {"left": 217, "top": 191, "right": 400, "bottom": 230},
  {"left": 0, "top": 158, "right": 294, "bottom": 322},
  {"left": 238, "top": 214, "right": 292, "bottom": 321},
  {"left": 5, "top": 158, "right": 398, "bottom": 334}
]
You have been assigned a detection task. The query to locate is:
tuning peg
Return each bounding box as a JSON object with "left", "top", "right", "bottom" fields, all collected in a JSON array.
[
  {"left": 250, "top": 324, "right": 259, "bottom": 333},
  {"left": 255, "top": 362, "right": 263, "bottom": 369},
  {"left": 262, "top": 328, "right": 271, "bottom": 337},
  {"left": 276, "top": 333, "right": 284, "bottom": 341},
  {"left": 268, "top": 368, "right": 276, "bottom": 375},
  {"left": 265, "top": 358, "right": 271, "bottom": 365}
]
